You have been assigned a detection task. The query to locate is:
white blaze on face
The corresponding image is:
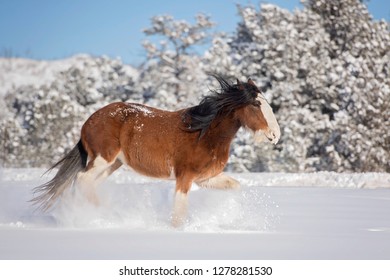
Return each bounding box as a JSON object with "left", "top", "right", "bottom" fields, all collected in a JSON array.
[{"left": 254, "top": 93, "right": 281, "bottom": 144}]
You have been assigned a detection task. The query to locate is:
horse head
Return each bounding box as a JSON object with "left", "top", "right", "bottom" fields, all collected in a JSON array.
[{"left": 235, "top": 78, "right": 280, "bottom": 144}]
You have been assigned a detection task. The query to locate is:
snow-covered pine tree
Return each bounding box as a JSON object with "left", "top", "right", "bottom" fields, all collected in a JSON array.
[
  {"left": 139, "top": 14, "right": 214, "bottom": 109},
  {"left": 205, "top": 0, "right": 389, "bottom": 172},
  {"left": 0, "top": 55, "right": 139, "bottom": 167},
  {"left": 303, "top": 0, "right": 390, "bottom": 172}
]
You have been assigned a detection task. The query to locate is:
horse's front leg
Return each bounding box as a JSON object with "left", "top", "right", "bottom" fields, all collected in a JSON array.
[
  {"left": 196, "top": 173, "right": 240, "bottom": 189},
  {"left": 172, "top": 174, "right": 194, "bottom": 227}
]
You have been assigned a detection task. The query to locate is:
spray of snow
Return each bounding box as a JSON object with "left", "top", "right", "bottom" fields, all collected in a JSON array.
[
  {"left": 51, "top": 176, "right": 276, "bottom": 232},
  {"left": 0, "top": 168, "right": 282, "bottom": 232}
]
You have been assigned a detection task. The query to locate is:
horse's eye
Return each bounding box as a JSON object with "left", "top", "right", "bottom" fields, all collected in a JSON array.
[{"left": 253, "top": 100, "right": 261, "bottom": 107}]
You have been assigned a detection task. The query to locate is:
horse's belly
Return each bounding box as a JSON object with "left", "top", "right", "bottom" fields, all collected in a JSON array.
[
  {"left": 119, "top": 144, "right": 173, "bottom": 179},
  {"left": 129, "top": 161, "right": 172, "bottom": 179}
]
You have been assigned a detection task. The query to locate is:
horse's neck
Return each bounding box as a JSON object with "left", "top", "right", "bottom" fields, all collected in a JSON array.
[{"left": 203, "top": 114, "right": 241, "bottom": 147}]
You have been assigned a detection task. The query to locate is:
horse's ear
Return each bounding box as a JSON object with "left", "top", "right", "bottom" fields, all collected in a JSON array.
[
  {"left": 236, "top": 78, "right": 245, "bottom": 90},
  {"left": 248, "top": 78, "right": 256, "bottom": 86}
]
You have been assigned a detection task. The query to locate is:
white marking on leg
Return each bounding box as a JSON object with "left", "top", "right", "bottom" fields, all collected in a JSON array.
[
  {"left": 196, "top": 173, "right": 240, "bottom": 189},
  {"left": 168, "top": 167, "right": 175, "bottom": 180},
  {"left": 76, "top": 155, "right": 111, "bottom": 206},
  {"left": 116, "top": 151, "right": 127, "bottom": 164},
  {"left": 77, "top": 156, "right": 109, "bottom": 184},
  {"left": 172, "top": 191, "right": 188, "bottom": 227}
]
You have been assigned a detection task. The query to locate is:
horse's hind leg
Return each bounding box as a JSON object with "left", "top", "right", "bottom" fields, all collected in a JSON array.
[
  {"left": 195, "top": 173, "right": 240, "bottom": 190},
  {"left": 92, "top": 159, "right": 123, "bottom": 192},
  {"left": 76, "top": 156, "right": 121, "bottom": 206}
]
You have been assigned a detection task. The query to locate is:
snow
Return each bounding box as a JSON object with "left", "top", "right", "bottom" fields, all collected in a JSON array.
[
  {"left": 0, "top": 54, "right": 139, "bottom": 97},
  {"left": 1, "top": 168, "right": 389, "bottom": 259},
  {"left": 125, "top": 103, "right": 156, "bottom": 117},
  {"left": 0, "top": 55, "right": 88, "bottom": 97}
]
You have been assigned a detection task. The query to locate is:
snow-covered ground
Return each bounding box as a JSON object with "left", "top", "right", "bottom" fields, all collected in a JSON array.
[
  {"left": 0, "top": 168, "right": 389, "bottom": 259},
  {"left": 0, "top": 55, "right": 138, "bottom": 97},
  {"left": 0, "top": 56, "right": 83, "bottom": 97}
]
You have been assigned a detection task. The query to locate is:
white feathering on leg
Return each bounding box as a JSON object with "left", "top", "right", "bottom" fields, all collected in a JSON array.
[{"left": 172, "top": 191, "right": 188, "bottom": 227}]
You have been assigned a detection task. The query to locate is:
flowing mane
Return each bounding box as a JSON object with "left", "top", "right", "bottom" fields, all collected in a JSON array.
[{"left": 182, "top": 75, "right": 259, "bottom": 138}]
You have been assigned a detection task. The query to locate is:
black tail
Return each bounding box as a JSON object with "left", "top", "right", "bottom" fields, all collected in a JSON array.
[{"left": 30, "top": 140, "right": 88, "bottom": 211}]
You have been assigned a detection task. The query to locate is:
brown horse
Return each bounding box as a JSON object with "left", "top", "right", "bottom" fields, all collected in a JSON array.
[{"left": 31, "top": 76, "right": 280, "bottom": 226}]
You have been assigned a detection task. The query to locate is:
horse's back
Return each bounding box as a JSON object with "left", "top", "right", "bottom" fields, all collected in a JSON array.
[{"left": 81, "top": 102, "right": 182, "bottom": 178}]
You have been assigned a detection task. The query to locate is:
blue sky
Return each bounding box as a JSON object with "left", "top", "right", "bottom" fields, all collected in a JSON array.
[{"left": 0, "top": 0, "right": 389, "bottom": 66}]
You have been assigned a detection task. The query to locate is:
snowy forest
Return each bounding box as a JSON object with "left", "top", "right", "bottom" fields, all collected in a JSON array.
[{"left": 0, "top": 0, "right": 389, "bottom": 173}]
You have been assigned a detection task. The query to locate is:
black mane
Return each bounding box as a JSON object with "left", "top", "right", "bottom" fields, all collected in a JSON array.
[{"left": 182, "top": 75, "right": 259, "bottom": 138}]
